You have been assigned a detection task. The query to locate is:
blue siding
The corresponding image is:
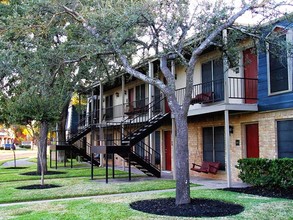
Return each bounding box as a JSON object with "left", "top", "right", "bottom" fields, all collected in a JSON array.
[{"left": 257, "top": 20, "right": 293, "bottom": 111}]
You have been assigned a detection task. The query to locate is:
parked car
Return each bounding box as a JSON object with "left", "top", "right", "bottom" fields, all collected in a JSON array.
[{"left": 3, "top": 144, "right": 12, "bottom": 150}]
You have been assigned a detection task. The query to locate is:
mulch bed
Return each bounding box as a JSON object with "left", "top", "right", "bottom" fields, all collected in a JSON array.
[
  {"left": 130, "top": 198, "right": 244, "bottom": 218},
  {"left": 16, "top": 184, "right": 61, "bottom": 190},
  {"left": 222, "top": 186, "right": 293, "bottom": 200},
  {"left": 21, "top": 171, "right": 66, "bottom": 176},
  {"left": 130, "top": 186, "right": 293, "bottom": 218}
]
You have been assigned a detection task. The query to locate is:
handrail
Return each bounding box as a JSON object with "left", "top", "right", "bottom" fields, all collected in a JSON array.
[
  {"left": 175, "top": 77, "right": 258, "bottom": 105},
  {"left": 122, "top": 94, "right": 166, "bottom": 140},
  {"left": 132, "top": 140, "right": 161, "bottom": 169}
]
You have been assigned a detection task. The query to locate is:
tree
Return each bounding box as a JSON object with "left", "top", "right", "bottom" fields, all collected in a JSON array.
[
  {"left": 0, "top": 1, "right": 97, "bottom": 183},
  {"left": 61, "top": 0, "right": 293, "bottom": 204}
]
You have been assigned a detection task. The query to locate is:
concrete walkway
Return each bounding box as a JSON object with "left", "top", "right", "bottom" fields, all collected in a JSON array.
[{"left": 1, "top": 158, "right": 35, "bottom": 167}]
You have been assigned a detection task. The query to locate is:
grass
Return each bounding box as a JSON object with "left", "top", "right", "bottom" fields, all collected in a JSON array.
[
  {"left": 0, "top": 189, "right": 292, "bottom": 219},
  {"left": 0, "top": 157, "right": 188, "bottom": 204},
  {"left": 1, "top": 156, "right": 292, "bottom": 219}
]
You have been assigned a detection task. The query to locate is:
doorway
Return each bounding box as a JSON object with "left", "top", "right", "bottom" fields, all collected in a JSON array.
[
  {"left": 246, "top": 123, "right": 259, "bottom": 158},
  {"left": 164, "top": 131, "right": 172, "bottom": 171},
  {"left": 243, "top": 48, "right": 258, "bottom": 103}
]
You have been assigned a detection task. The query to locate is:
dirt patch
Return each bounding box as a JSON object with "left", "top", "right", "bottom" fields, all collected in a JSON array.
[
  {"left": 130, "top": 198, "right": 244, "bottom": 217},
  {"left": 16, "top": 184, "right": 61, "bottom": 190}
]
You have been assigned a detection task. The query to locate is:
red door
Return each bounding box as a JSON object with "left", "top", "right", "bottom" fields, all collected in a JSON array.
[
  {"left": 246, "top": 124, "right": 259, "bottom": 158},
  {"left": 243, "top": 48, "right": 257, "bottom": 104},
  {"left": 164, "top": 131, "right": 172, "bottom": 171}
]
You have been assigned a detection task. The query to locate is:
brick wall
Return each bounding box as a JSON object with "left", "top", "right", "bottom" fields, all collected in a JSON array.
[{"left": 188, "top": 109, "right": 293, "bottom": 182}]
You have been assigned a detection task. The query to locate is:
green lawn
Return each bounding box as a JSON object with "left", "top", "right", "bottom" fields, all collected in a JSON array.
[
  {"left": 0, "top": 157, "right": 292, "bottom": 219},
  {"left": 0, "top": 158, "right": 181, "bottom": 204},
  {"left": 0, "top": 189, "right": 292, "bottom": 220}
]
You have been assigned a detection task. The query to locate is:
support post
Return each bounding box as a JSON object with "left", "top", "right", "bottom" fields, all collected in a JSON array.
[
  {"left": 171, "top": 60, "right": 176, "bottom": 180},
  {"left": 91, "top": 153, "right": 94, "bottom": 180},
  {"left": 49, "top": 150, "right": 52, "bottom": 168},
  {"left": 106, "top": 153, "right": 108, "bottom": 183},
  {"left": 70, "top": 147, "right": 73, "bottom": 168},
  {"left": 99, "top": 82, "right": 104, "bottom": 167},
  {"left": 225, "top": 110, "right": 232, "bottom": 187},
  {"left": 55, "top": 150, "right": 57, "bottom": 170},
  {"left": 64, "top": 150, "right": 66, "bottom": 167},
  {"left": 112, "top": 153, "right": 115, "bottom": 179},
  {"left": 128, "top": 153, "right": 131, "bottom": 181}
]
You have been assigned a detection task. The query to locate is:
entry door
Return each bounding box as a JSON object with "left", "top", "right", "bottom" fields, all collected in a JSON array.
[
  {"left": 243, "top": 48, "right": 258, "bottom": 103},
  {"left": 164, "top": 131, "right": 172, "bottom": 171},
  {"left": 246, "top": 124, "right": 259, "bottom": 158},
  {"left": 128, "top": 88, "right": 134, "bottom": 111}
]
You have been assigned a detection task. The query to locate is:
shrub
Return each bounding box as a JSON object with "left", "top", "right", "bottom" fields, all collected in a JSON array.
[
  {"left": 236, "top": 158, "right": 293, "bottom": 188},
  {"left": 19, "top": 145, "right": 31, "bottom": 149}
]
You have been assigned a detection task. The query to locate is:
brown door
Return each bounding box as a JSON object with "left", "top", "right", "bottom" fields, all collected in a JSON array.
[
  {"left": 164, "top": 131, "right": 172, "bottom": 171},
  {"left": 246, "top": 124, "right": 259, "bottom": 158},
  {"left": 243, "top": 48, "right": 258, "bottom": 103},
  {"left": 128, "top": 88, "right": 134, "bottom": 111}
]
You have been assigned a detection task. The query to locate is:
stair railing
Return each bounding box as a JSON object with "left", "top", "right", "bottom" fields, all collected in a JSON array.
[
  {"left": 132, "top": 141, "right": 161, "bottom": 170},
  {"left": 122, "top": 94, "right": 167, "bottom": 140}
]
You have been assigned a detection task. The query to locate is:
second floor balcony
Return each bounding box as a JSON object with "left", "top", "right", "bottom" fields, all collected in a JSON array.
[{"left": 175, "top": 76, "right": 258, "bottom": 116}]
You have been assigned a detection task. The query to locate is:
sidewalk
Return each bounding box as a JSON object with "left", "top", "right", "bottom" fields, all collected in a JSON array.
[{"left": 2, "top": 158, "right": 35, "bottom": 167}]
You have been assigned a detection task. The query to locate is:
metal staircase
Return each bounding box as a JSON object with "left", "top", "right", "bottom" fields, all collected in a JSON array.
[
  {"left": 110, "top": 96, "right": 170, "bottom": 177},
  {"left": 66, "top": 95, "right": 170, "bottom": 177}
]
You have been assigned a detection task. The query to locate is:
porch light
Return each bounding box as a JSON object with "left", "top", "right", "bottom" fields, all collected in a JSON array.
[{"left": 115, "top": 92, "right": 119, "bottom": 97}]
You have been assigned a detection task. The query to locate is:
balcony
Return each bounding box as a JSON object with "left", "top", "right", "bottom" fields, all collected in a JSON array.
[{"left": 175, "top": 77, "right": 258, "bottom": 116}]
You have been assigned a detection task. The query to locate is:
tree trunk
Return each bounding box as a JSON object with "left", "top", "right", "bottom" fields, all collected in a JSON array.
[
  {"left": 56, "top": 103, "right": 69, "bottom": 162},
  {"left": 37, "top": 121, "right": 48, "bottom": 176},
  {"left": 174, "top": 112, "right": 190, "bottom": 205}
]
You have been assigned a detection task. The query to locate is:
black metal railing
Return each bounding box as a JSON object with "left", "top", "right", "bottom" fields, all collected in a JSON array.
[
  {"left": 132, "top": 141, "right": 161, "bottom": 169},
  {"left": 124, "top": 97, "right": 149, "bottom": 114},
  {"left": 175, "top": 77, "right": 257, "bottom": 105},
  {"left": 229, "top": 77, "right": 258, "bottom": 102},
  {"left": 122, "top": 95, "right": 166, "bottom": 140}
]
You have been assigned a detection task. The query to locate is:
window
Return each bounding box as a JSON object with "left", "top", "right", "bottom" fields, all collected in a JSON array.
[
  {"left": 277, "top": 120, "right": 293, "bottom": 158},
  {"left": 201, "top": 58, "right": 224, "bottom": 101},
  {"left": 105, "top": 95, "right": 113, "bottom": 120},
  {"left": 135, "top": 84, "right": 146, "bottom": 108},
  {"left": 202, "top": 126, "right": 225, "bottom": 170},
  {"left": 267, "top": 28, "right": 293, "bottom": 95}
]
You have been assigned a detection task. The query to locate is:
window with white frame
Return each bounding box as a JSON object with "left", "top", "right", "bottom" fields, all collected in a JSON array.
[{"left": 267, "top": 27, "right": 293, "bottom": 95}]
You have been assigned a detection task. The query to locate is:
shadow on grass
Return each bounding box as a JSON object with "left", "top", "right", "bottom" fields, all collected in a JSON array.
[
  {"left": 4, "top": 167, "right": 28, "bottom": 170},
  {"left": 21, "top": 171, "right": 66, "bottom": 176},
  {"left": 16, "top": 184, "right": 61, "bottom": 190}
]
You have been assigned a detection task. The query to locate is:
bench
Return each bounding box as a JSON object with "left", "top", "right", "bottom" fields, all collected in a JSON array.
[
  {"left": 190, "top": 92, "right": 214, "bottom": 104},
  {"left": 190, "top": 161, "right": 220, "bottom": 174},
  {"left": 125, "top": 106, "right": 148, "bottom": 118}
]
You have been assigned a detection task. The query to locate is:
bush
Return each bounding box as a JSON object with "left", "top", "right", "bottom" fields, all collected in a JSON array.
[
  {"left": 19, "top": 145, "right": 31, "bottom": 149},
  {"left": 236, "top": 158, "right": 293, "bottom": 188}
]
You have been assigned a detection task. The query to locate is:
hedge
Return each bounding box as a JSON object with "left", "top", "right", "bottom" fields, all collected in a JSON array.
[{"left": 236, "top": 158, "right": 293, "bottom": 188}]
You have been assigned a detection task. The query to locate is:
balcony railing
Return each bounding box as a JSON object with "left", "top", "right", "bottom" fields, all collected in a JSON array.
[{"left": 175, "top": 77, "right": 257, "bottom": 105}]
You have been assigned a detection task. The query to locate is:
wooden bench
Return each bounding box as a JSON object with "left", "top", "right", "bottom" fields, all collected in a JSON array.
[{"left": 190, "top": 161, "right": 221, "bottom": 174}]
